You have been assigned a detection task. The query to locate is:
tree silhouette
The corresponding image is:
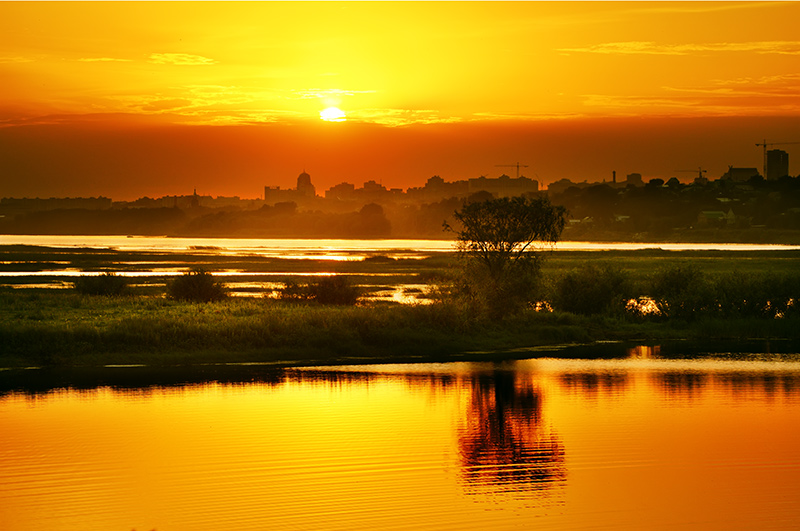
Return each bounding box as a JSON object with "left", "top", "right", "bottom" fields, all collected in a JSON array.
[{"left": 445, "top": 196, "right": 565, "bottom": 318}]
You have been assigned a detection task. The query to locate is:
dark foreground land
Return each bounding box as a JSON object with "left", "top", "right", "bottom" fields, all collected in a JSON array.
[{"left": 2, "top": 246, "right": 800, "bottom": 368}]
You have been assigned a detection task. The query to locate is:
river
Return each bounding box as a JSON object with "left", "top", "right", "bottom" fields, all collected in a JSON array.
[
  {"left": 2, "top": 350, "right": 800, "bottom": 530},
  {"left": 2, "top": 234, "right": 800, "bottom": 255}
]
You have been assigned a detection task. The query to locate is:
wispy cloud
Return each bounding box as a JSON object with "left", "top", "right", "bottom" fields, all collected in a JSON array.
[
  {"left": 349, "top": 109, "right": 461, "bottom": 127},
  {"left": 0, "top": 56, "right": 35, "bottom": 64},
  {"left": 78, "top": 57, "right": 133, "bottom": 63},
  {"left": 148, "top": 53, "right": 216, "bottom": 66},
  {"left": 559, "top": 41, "right": 800, "bottom": 56},
  {"left": 579, "top": 72, "right": 800, "bottom": 117},
  {"left": 472, "top": 112, "right": 587, "bottom": 122}
]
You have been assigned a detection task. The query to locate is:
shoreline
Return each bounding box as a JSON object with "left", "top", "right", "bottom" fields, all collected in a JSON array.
[{"left": 3, "top": 337, "right": 800, "bottom": 396}]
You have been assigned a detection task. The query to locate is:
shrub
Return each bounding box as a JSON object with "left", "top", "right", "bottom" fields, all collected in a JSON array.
[
  {"left": 551, "top": 264, "right": 631, "bottom": 315},
  {"left": 309, "top": 276, "right": 361, "bottom": 305},
  {"left": 167, "top": 268, "right": 227, "bottom": 302},
  {"left": 649, "top": 264, "right": 711, "bottom": 320},
  {"left": 74, "top": 272, "right": 129, "bottom": 296},
  {"left": 714, "top": 271, "right": 800, "bottom": 319},
  {"left": 278, "top": 276, "right": 361, "bottom": 306}
]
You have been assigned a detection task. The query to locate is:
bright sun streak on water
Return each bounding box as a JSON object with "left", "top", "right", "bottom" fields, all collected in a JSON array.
[{"left": 320, "top": 107, "right": 346, "bottom": 122}]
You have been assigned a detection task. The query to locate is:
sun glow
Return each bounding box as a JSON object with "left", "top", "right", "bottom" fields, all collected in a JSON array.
[{"left": 320, "top": 107, "right": 346, "bottom": 122}]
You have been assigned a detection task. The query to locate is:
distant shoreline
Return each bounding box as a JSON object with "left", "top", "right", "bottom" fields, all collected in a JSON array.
[{"left": 3, "top": 233, "right": 800, "bottom": 251}]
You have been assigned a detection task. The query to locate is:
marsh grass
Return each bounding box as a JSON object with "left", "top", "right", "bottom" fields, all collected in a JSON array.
[
  {"left": 4, "top": 246, "right": 800, "bottom": 367},
  {"left": 2, "top": 287, "right": 799, "bottom": 368}
]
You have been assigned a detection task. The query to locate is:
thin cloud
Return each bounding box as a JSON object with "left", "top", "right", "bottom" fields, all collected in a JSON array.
[
  {"left": 349, "top": 109, "right": 462, "bottom": 127},
  {"left": 148, "top": 53, "right": 216, "bottom": 66},
  {"left": 560, "top": 41, "right": 800, "bottom": 56},
  {"left": 472, "top": 111, "right": 587, "bottom": 122},
  {"left": 0, "top": 56, "right": 35, "bottom": 64},
  {"left": 78, "top": 57, "right": 132, "bottom": 63}
]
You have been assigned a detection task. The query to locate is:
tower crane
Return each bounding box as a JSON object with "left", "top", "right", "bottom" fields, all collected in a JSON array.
[
  {"left": 755, "top": 140, "right": 800, "bottom": 178},
  {"left": 675, "top": 167, "right": 707, "bottom": 181},
  {"left": 495, "top": 162, "right": 529, "bottom": 179}
]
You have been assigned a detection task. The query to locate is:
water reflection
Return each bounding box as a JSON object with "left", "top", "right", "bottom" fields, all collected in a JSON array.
[
  {"left": 3, "top": 357, "right": 800, "bottom": 530},
  {"left": 651, "top": 371, "right": 800, "bottom": 402},
  {"left": 458, "top": 370, "right": 565, "bottom": 497},
  {"left": 559, "top": 371, "right": 629, "bottom": 396},
  {"left": 656, "top": 371, "right": 709, "bottom": 399}
]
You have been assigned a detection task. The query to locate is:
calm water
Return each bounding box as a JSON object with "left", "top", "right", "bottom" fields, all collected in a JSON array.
[
  {"left": 3, "top": 234, "right": 800, "bottom": 255},
  {"left": 2, "top": 353, "right": 800, "bottom": 530}
]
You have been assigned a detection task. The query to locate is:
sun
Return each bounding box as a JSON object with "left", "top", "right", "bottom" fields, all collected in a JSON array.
[{"left": 320, "top": 107, "right": 346, "bottom": 122}]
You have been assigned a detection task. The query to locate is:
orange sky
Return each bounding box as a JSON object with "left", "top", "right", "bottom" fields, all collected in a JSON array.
[{"left": 1, "top": 1, "right": 799, "bottom": 199}]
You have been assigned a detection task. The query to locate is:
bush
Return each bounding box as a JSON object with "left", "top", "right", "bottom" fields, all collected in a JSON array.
[
  {"left": 649, "top": 264, "right": 711, "bottom": 320},
  {"left": 278, "top": 276, "right": 361, "bottom": 306},
  {"left": 74, "top": 272, "right": 129, "bottom": 296},
  {"left": 714, "top": 271, "right": 800, "bottom": 319},
  {"left": 311, "top": 276, "right": 361, "bottom": 305},
  {"left": 551, "top": 264, "right": 631, "bottom": 315},
  {"left": 167, "top": 268, "right": 227, "bottom": 302}
]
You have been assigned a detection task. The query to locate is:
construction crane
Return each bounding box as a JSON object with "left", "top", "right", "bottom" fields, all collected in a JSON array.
[
  {"left": 676, "top": 167, "right": 707, "bottom": 181},
  {"left": 755, "top": 140, "right": 800, "bottom": 179},
  {"left": 495, "top": 162, "right": 529, "bottom": 179}
]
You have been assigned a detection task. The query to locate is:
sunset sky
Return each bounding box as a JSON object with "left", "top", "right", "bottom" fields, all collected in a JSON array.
[{"left": 1, "top": 1, "right": 799, "bottom": 200}]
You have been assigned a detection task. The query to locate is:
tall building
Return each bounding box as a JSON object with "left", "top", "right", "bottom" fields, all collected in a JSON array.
[
  {"left": 767, "top": 149, "right": 789, "bottom": 180},
  {"left": 297, "top": 171, "right": 316, "bottom": 198}
]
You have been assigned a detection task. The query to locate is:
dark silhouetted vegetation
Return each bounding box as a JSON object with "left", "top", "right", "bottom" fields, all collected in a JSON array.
[
  {"left": 445, "top": 196, "right": 566, "bottom": 318},
  {"left": 551, "top": 264, "right": 632, "bottom": 315},
  {"left": 279, "top": 275, "right": 361, "bottom": 306},
  {"left": 167, "top": 268, "right": 227, "bottom": 302},
  {"left": 73, "top": 272, "right": 129, "bottom": 296}
]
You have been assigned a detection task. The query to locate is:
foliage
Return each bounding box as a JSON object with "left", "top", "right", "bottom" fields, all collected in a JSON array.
[
  {"left": 279, "top": 275, "right": 361, "bottom": 306},
  {"left": 444, "top": 195, "right": 566, "bottom": 319},
  {"left": 551, "top": 263, "right": 632, "bottom": 315},
  {"left": 167, "top": 268, "right": 227, "bottom": 302},
  {"left": 712, "top": 271, "right": 800, "bottom": 319},
  {"left": 73, "top": 272, "right": 129, "bottom": 296},
  {"left": 648, "top": 264, "right": 712, "bottom": 320}
]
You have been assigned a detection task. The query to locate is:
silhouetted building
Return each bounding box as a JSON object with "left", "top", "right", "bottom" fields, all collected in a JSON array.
[
  {"left": 264, "top": 170, "right": 318, "bottom": 205},
  {"left": 325, "top": 182, "right": 356, "bottom": 201},
  {"left": 698, "top": 209, "right": 735, "bottom": 226},
  {"left": 626, "top": 173, "right": 643, "bottom": 186},
  {"left": 296, "top": 170, "right": 316, "bottom": 198},
  {"left": 767, "top": 149, "right": 789, "bottom": 180},
  {"left": 547, "top": 178, "right": 591, "bottom": 195},
  {"left": 468, "top": 174, "right": 538, "bottom": 197},
  {"left": 720, "top": 166, "right": 760, "bottom": 182}
]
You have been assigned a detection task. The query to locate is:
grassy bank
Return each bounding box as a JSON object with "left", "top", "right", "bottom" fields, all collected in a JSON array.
[
  {"left": 3, "top": 245, "right": 800, "bottom": 368},
  {"left": 2, "top": 289, "right": 799, "bottom": 368}
]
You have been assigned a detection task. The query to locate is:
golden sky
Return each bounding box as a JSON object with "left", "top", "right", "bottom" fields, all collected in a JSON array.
[{"left": 1, "top": 1, "right": 799, "bottom": 198}]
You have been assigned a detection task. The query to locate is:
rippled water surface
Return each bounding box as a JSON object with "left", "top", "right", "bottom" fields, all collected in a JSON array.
[{"left": 2, "top": 355, "right": 800, "bottom": 530}]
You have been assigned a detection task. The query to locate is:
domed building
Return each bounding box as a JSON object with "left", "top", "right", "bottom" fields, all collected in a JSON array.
[
  {"left": 297, "top": 170, "right": 316, "bottom": 198},
  {"left": 264, "top": 170, "right": 318, "bottom": 205}
]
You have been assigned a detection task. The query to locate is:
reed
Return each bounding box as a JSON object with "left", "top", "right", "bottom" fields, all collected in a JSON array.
[{"left": 2, "top": 288, "right": 799, "bottom": 368}]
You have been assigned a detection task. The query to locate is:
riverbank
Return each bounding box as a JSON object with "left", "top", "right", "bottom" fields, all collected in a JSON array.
[{"left": 2, "top": 290, "right": 799, "bottom": 368}]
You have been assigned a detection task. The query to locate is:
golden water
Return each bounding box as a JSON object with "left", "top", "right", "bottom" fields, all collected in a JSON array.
[{"left": 2, "top": 357, "right": 800, "bottom": 530}]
